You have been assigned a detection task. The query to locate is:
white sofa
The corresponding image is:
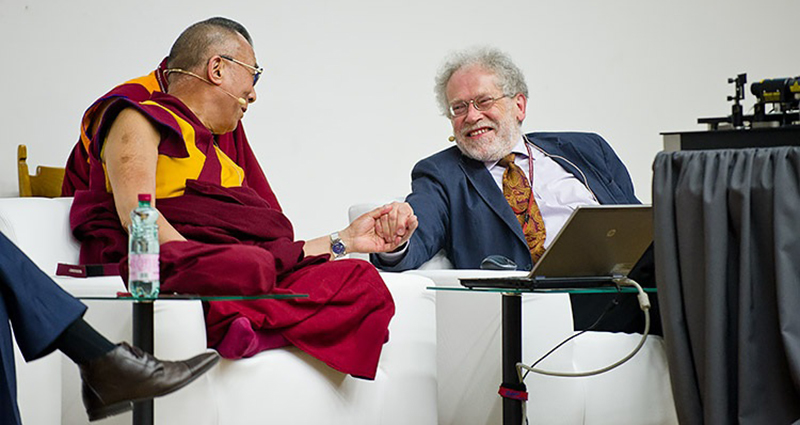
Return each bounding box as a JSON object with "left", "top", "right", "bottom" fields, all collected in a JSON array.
[
  {"left": 0, "top": 197, "right": 437, "bottom": 425},
  {"left": 350, "top": 204, "right": 679, "bottom": 425}
]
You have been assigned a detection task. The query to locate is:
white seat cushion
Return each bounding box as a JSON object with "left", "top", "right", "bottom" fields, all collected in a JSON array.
[{"left": 210, "top": 272, "right": 438, "bottom": 425}]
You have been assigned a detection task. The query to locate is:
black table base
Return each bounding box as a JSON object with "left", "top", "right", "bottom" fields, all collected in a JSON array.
[
  {"left": 502, "top": 293, "right": 523, "bottom": 425},
  {"left": 132, "top": 301, "right": 154, "bottom": 425}
]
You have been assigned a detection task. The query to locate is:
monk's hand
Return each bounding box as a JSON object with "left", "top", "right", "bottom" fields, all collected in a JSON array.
[{"left": 345, "top": 202, "right": 418, "bottom": 253}]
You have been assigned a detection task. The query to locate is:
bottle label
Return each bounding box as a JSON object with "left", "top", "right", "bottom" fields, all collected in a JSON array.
[{"left": 129, "top": 254, "right": 160, "bottom": 281}]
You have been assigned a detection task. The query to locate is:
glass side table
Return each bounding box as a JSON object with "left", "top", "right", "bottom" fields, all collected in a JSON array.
[
  {"left": 428, "top": 285, "right": 656, "bottom": 425},
  {"left": 79, "top": 292, "right": 308, "bottom": 425}
]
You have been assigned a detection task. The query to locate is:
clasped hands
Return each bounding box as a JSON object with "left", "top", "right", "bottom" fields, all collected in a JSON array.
[{"left": 340, "top": 202, "right": 418, "bottom": 254}]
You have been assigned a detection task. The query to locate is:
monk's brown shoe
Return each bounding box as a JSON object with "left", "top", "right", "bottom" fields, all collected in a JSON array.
[{"left": 79, "top": 342, "right": 220, "bottom": 421}]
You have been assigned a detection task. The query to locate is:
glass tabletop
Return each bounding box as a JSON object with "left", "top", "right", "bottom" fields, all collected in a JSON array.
[
  {"left": 427, "top": 286, "right": 656, "bottom": 295},
  {"left": 79, "top": 292, "right": 308, "bottom": 301}
]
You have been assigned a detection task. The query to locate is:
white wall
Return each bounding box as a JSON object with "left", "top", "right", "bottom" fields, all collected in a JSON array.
[{"left": 0, "top": 0, "right": 797, "bottom": 239}]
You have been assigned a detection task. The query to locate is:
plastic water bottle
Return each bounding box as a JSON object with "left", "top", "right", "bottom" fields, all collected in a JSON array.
[{"left": 128, "top": 194, "right": 160, "bottom": 298}]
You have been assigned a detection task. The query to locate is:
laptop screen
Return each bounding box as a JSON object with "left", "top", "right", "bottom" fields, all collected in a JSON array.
[{"left": 529, "top": 205, "right": 653, "bottom": 279}]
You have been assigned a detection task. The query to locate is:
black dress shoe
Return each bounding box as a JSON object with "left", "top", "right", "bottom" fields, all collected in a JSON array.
[{"left": 79, "top": 342, "right": 220, "bottom": 421}]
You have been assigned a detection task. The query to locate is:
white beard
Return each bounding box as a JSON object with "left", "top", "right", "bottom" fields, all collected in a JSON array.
[{"left": 454, "top": 114, "right": 521, "bottom": 162}]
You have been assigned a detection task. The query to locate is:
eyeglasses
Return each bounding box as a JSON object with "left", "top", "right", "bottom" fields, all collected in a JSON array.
[
  {"left": 448, "top": 94, "right": 510, "bottom": 117},
  {"left": 220, "top": 55, "right": 264, "bottom": 86}
]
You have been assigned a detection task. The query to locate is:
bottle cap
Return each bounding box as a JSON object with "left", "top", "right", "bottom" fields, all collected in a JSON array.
[{"left": 138, "top": 194, "right": 152, "bottom": 202}]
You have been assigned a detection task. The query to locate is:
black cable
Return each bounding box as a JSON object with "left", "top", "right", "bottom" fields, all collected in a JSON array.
[{"left": 522, "top": 291, "right": 622, "bottom": 381}]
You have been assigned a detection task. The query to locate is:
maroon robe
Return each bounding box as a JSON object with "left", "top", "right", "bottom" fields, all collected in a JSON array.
[
  {"left": 62, "top": 58, "right": 277, "bottom": 208},
  {"left": 68, "top": 87, "right": 394, "bottom": 380}
]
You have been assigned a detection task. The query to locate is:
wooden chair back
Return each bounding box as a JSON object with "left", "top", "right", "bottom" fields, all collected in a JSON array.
[{"left": 18, "top": 144, "right": 66, "bottom": 198}]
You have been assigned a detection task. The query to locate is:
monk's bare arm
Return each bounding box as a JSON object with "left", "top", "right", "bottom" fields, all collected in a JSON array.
[{"left": 103, "top": 107, "right": 186, "bottom": 244}]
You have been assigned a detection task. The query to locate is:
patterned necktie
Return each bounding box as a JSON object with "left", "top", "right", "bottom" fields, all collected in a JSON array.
[{"left": 498, "top": 153, "right": 547, "bottom": 263}]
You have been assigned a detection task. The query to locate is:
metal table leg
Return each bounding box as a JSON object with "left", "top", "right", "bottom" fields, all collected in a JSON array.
[
  {"left": 502, "top": 293, "right": 523, "bottom": 425},
  {"left": 133, "top": 301, "right": 154, "bottom": 425}
]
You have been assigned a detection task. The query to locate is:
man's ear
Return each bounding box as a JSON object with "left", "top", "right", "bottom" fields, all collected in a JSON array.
[
  {"left": 514, "top": 93, "right": 527, "bottom": 123},
  {"left": 207, "top": 56, "right": 224, "bottom": 85}
]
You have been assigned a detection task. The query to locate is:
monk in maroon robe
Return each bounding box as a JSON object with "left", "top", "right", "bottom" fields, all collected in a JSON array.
[{"left": 65, "top": 17, "right": 417, "bottom": 380}]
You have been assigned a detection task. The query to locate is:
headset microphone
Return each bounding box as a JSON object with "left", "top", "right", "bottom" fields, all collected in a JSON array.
[
  {"left": 165, "top": 68, "right": 247, "bottom": 106},
  {"left": 230, "top": 93, "right": 248, "bottom": 106},
  {"left": 215, "top": 86, "right": 248, "bottom": 106}
]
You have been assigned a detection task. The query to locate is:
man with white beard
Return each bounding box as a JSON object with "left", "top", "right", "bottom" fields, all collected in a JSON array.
[{"left": 372, "top": 47, "right": 656, "bottom": 333}]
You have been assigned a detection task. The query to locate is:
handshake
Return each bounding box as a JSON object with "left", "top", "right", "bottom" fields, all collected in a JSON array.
[{"left": 338, "top": 202, "right": 419, "bottom": 256}]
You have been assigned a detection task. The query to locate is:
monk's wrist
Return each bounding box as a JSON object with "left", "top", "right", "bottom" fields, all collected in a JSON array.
[{"left": 330, "top": 229, "right": 352, "bottom": 259}]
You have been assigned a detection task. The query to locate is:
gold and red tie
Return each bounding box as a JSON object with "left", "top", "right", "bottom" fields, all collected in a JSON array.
[{"left": 498, "top": 153, "right": 547, "bottom": 262}]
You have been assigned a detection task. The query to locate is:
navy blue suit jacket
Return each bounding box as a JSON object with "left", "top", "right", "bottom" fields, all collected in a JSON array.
[{"left": 372, "top": 132, "right": 640, "bottom": 272}]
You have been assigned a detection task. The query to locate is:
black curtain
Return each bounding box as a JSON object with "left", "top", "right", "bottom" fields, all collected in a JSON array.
[{"left": 653, "top": 147, "right": 800, "bottom": 425}]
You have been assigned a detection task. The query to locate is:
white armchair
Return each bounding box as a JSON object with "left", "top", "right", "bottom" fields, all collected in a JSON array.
[
  {"left": 350, "top": 202, "right": 678, "bottom": 425},
  {"left": 1, "top": 197, "right": 437, "bottom": 425}
]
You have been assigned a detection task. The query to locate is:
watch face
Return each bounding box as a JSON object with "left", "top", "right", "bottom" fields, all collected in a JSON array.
[{"left": 332, "top": 241, "right": 346, "bottom": 256}]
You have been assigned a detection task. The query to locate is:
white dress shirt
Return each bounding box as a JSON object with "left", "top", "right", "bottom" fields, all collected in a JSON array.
[
  {"left": 487, "top": 137, "right": 598, "bottom": 248},
  {"left": 377, "top": 136, "right": 598, "bottom": 262}
]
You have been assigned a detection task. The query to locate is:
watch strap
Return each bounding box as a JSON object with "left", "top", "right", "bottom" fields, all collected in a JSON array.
[{"left": 330, "top": 232, "right": 347, "bottom": 258}]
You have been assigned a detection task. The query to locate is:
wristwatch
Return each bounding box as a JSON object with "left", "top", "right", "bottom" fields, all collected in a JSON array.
[{"left": 330, "top": 232, "right": 347, "bottom": 259}]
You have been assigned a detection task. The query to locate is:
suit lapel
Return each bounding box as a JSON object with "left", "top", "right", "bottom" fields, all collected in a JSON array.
[
  {"left": 534, "top": 137, "right": 585, "bottom": 185},
  {"left": 533, "top": 136, "right": 610, "bottom": 204},
  {"left": 458, "top": 155, "right": 529, "bottom": 248}
]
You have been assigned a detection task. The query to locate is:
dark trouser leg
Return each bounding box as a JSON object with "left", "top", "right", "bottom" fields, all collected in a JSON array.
[
  {"left": 570, "top": 292, "right": 662, "bottom": 336},
  {"left": 0, "top": 233, "right": 86, "bottom": 360},
  {"left": 0, "top": 292, "right": 22, "bottom": 425}
]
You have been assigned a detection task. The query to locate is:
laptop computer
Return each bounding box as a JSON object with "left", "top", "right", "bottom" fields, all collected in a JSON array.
[{"left": 460, "top": 204, "right": 653, "bottom": 290}]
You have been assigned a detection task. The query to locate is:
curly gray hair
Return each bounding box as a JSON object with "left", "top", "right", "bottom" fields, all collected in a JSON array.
[{"left": 434, "top": 47, "right": 528, "bottom": 117}]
